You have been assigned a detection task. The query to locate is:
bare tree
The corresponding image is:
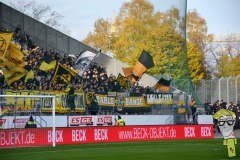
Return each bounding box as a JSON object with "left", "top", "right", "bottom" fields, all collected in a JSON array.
[{"left": 9, "top": 0, "right": 71, "bottom": 35}]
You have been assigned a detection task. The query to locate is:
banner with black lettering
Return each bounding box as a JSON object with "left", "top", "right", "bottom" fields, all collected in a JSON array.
[
  {"left": 145, "top": 93, "right": 174, "bottom": 105},
  {"left": 85, "top": 92, "right": 150, "bottom": 112},
  {"left": 2, "top": 90, "right": 86, "bottom": 115}
]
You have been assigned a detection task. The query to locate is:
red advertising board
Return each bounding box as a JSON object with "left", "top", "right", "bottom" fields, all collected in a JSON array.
[{"left": 0, "top": 124, "right": 213, "bottom": 148}]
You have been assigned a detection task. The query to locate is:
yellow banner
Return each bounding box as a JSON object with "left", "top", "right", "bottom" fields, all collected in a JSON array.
[
  {"left": 4, "top": 90, "right": 14, "bottom": 105},
  {"left": 75, "top": 91, "right": 84, "bottom": 109},
  {"left": 3, "top": 90, "right": 31, "bottom": 111},
  {"left": 95, "top": 93, "right": 150, "bottom": 107},
  {"left": 145, "top": 93, "right": 174, "bottom": 105},
  {"left": 21, "top": 90, "right": 31, "bottom": 110},
  {"left": 2, "top": 90, "right": 86, "bottom": 114}
]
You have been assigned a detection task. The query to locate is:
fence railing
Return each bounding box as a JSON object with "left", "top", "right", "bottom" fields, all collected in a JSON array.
[{"left": 173, "top": 75, "right": 240, "bottom": 105}]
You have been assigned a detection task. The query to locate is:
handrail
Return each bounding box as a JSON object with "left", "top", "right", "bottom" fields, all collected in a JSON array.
[
  {"left": 166, "top": 114, "right": 174, "bottom": 124},
  {"left": 34, "top": 115, "right": 47, "bottom": 128},
  {"left": 188, "top": 110, "right": 205, "bottom": 124}
]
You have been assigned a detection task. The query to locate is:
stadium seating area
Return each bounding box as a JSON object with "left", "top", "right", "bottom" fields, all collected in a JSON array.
[{"left": 0, "top": 25, "right": 154, "bottom": 94}]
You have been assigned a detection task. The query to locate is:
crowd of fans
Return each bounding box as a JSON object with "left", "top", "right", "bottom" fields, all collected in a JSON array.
[
  {"left": 204, "top": 100, "right": 240, "bottom": 129},
  {"left": 2, "top": 25, "right": 240, "bottom": 119},
  {"left": 0, "top": 25, "right": 154, "bottom": 94}
]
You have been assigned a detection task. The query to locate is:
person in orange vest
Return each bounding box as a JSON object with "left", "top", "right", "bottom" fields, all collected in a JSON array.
[
  {"left": 190, "top": 98, "right": 197, "bottom": 123},
  {"left": 115, "top": 115, "right": 125, "bottom": 126}
]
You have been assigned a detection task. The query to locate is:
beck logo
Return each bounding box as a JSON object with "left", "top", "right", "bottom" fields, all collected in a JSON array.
[
  {"left": 97, "top": 116, "right": 112, "bottom": 124},
  {"left": 201, "top": 127, "right": 211, "bottom": 137},
  {"left": 184, "top": 127, "right": 195, "bottom": 137},
  {"left": 71, "top": 117, "right": 92, "bottom": 125}
]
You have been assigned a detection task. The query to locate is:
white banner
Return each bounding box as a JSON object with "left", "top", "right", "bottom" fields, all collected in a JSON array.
[{"left": 74, "top": 51, "right": 100, "bottom": 76}]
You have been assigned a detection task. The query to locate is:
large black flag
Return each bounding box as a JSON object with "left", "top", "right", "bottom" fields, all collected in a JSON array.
[
  {"left": 53, "top": 62, "right": 77, "bottom": 86},
  {"left": 153, "top": 74, "right": 172, "bottom": 92},
  {"left": 122, "top": 50, "right": 154, "bottom": 83}
]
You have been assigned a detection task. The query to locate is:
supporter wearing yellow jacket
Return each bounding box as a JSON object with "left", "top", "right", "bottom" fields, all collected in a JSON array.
[{"left": 115, "top": 116, "right": 125, "bottom": 126}]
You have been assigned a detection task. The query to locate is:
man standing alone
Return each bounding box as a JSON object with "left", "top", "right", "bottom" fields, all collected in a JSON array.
[
  {"left": 115, "top": 115, "right": 125, "bottom": 126},
  {"left": 64, "top": 84, "right": 76, "bottom": 110},
  {"left": 190, "top": 98, "right": 197, "bottom": 123}
]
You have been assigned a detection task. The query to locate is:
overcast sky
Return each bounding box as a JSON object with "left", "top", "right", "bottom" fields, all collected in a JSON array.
[{"left": 1, "top": 0, "right": 240, "bottom": 41}]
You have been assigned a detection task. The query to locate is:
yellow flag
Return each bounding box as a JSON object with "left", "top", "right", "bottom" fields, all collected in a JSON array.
[
  {"left": 48, "top": 60, "right": 56, "bottom": 70},
  {"left": 9, "top": 42, "right": 25, "bottom": 61},
  {"left": 2, "top": 66, "right": 27, "bottom": 85},
  {"left": 39, "top": 60, "right": 56, "bottom": 71},
  {"left": 53, "top": 62, "right": 77, "bottom": 86},
  {"left": 29, "top": 46, "right": 39, "bottom": 54},
  {"left": 2, "top": 54, "right": 25, "bottom": 67},
  {"left": 39, "top": 61, "right": 48, "bottom": 71},
  {"left": 0, "top": 55, "right": 17, "bottom": 69},
  {"left": 0, "top": 32, "right": 13, "bottom": 57},
  {"left": 24, "top": 70, "right": 34, "bottom": 83},
  {"left": 117, "top": 73, "right": 127, "bottom": 86}
]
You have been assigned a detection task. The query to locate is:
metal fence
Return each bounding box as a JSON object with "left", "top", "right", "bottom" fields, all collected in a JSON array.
[{"left": 180, "top": 75, "right": 240, "bottom": 105}]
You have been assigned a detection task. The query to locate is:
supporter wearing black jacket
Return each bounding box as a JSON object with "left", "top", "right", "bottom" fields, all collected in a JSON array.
[
  {"left": 90, "top": 95, "right": 98, "bottom": 115},
  {"left": 211, "top": 101, "right": 220, "bottom": 133},
  {"left": 235, "top": 107, "right": 240, "bottom": 130},
  {"left": 204, "top": 100, "right": 211, "bottom": 115},
  {"left": 220, "top": 100, "right": 227, "bottom": 109},
  {"left": 111, "top": 76, "right": 120, "bottom": 92}
]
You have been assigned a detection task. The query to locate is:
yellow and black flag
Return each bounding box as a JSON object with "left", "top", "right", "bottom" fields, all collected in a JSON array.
[
  {"left": 117, "top": 73, "right": 131, "bottom": 91},
  {"left": 2, "top": 66, "right": 27, "bottom": 85},
  {"left": 53, "top": 62, "right": 77, "bottom": 86},
  {"left": 153, "top": 74, "right": 172, "bottom": 92},
  {"left": 0, "top": 31, "right": 13, "bottom": 57},
  {"left": 8, "top": 42, "right": 25, "bottom": 62},
  {"left": 117, "top": 73, "right": 127, "bottom": 86},
  {"left": 24, "top": 65, "right": 34, "bottom": 83},
  {"left": 39, "top": 54, "right": 56, "bottom": 71},
  {"left": 122, "top": 50, "right": 154, "bottom": 83}
]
